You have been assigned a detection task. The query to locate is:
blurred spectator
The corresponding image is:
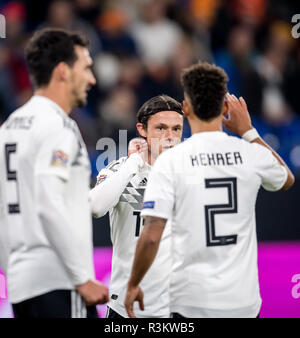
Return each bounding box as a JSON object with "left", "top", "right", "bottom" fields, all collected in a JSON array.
[
  {"left": 93, "top": 53, "right": 121, "bottom": 91},
  {"left": 255, "top": 21, "right": 295, "bottom": 124},
  {"left": 214, "top": 24, "right": 263, "bottom": 115},
  {"left": 97, "top": 8, "right": 138, "bottom": 57},
  {"left": 229, "top": 0, "right": 267, "bottom": 26},
  {"left": 40, "top": 0, "right": 101, "bottom": 56},
  {"left": 283, "top": 43, "right": 300, "bottom": 115},
  {"left": 170, "top": 1, "right": 214, "bottom": 63},
  {"left": 75, "top": 0, "right": 101, "bottom": 24},
  {"left": 0, "top": 1, "right": 32, "bottom": 110},
  {"left": 0, "top": 43, "right": 17, "bottom": 122},
  {"left": 169, "top": 36, "right": 198, "bottom": 101},
  {"left": 118, "top": 56, "right": 144, "bottom": 89},
  {"left": 97, "top": 86, "right": 137, "bottom": 141},
  {"left": 190, "top": 0, "right": 222, "bottom": 27},
  {"left": 131, "top": 0, "right": 183, "bottom": 66}
]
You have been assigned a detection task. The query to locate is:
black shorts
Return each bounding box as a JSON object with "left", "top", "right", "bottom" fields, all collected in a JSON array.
[
  {"left": 106, "top": 306, "right": 124, "bottom": 318},
  {"left": 12, "top": 290, "right": 98, "bottom": 318}
]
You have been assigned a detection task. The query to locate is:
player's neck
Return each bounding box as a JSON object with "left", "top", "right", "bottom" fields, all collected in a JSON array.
[
  {"left": 147, "top": 151, "right": 156, "bottom": 166},
  {"left": 35, "top": 84, "right": 72, "bottom": 115},
  {"left": 189, "top": 116, "right": 223, "bottom": 135}
]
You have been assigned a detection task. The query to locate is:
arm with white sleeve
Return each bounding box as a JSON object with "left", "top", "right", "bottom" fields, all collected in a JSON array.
[
  {"left": 223, "top": 93, "right": 295, "bottom": 191},
  {"left": 36, "top": 174, "right": 90, "bottom": 284},
  {"left": 35, "top": 122, "right": 108, "bottom": 305},
  {"left": 89, "top": 138, "right": 147, "bottom": 217}
]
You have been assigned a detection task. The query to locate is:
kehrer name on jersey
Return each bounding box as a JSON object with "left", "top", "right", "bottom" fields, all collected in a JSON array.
[{"left": 190, "top": 151, "right": 243, "bottom": 167}]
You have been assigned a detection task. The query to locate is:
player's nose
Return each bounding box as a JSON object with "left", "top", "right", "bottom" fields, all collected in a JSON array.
[
  {"left": 89, "top": 73, "right": 96, "bottom": 86},
  {"left": 165, "top": 129, "right": 173, "bottom": 139}
]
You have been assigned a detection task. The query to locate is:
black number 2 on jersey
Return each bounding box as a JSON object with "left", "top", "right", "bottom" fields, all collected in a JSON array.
[{"left": 204, "top": 177, "right": 238, "bottom": 246}]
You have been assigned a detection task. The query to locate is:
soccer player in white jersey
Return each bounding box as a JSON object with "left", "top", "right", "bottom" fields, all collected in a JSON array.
[
  {"left": 89, "top": 95, "right": 184, "bottom": 318},
  {"left": 125, "top": 62, "right": 295, "bottom": 318},
  {"left": 0, "top": 28, "right": 109, "bottom": 318}
]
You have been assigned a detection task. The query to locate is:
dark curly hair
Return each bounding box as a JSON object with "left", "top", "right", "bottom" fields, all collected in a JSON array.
[
  {"left": 25, "top": 27, "right": 89, "bottom": 88},
  {"left": 137, "top": 95, "right": 183, "bottom": 130},
  {"left": 181, "top": 62, "right": 228, "bottom": 121}
]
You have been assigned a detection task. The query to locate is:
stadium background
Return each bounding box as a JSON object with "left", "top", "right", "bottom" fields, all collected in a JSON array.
[{"left": 0, "top": 0, "right": 299, "bottom": 317}]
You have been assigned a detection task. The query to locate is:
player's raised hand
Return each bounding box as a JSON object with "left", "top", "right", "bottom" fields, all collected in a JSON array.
[
  {"left": 128, "top": 138, "right": 148, "bottom": 163},
  {"left": 222, "top": 93, "right": 253, "bottom": 137},
  {"left": 124, "top": 285, "right": 144, "bottom": 318},
  {"left": 76, "top": 280, "right": 109, "bottom": 305}
]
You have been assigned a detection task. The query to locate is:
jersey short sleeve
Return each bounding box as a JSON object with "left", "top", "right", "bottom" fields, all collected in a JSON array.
[
  {"left": 95, "top": 158, "right": 125, "bottom": 186},
  {"left": 141, "top": 151, "right": 175, "bottom": 220},
  {"left": 34, "top": 120, "right": 78, "bottom": 181},
  {"left": 251, "top": 143, "right": 288, "bottom": 191}
]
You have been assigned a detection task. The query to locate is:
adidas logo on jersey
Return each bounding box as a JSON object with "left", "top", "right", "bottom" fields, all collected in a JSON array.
[
  {"left": 111, "top": 294, "right": 118, "bottom": 300},
  {"left": 139, "top": 178, "right": 148, "bottom": 186}
]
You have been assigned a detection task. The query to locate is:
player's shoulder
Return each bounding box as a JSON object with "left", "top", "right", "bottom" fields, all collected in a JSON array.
[
  {"left": 0, "top": 98, "right": 59, "bottom": 134},
  {"left": 233, "top": 135, "right": 272, "bottom": 156},
  {"left": 30, "top": 96, "right": 74, "bottom": 123},
  {"left": 219, "top": 133, "right": 270, "bottom": 153},
  {"left": 154, "top": 142, "right": 184, "bottom": 169},
  {"left": 226, "top": 134, "right": 275, "bottom": 166},
  {"left": 96, "top": 157, "right": 128, "bottom": 185},
  {"left": 27, "top": 96, "right": 79, "bottom": 135}
]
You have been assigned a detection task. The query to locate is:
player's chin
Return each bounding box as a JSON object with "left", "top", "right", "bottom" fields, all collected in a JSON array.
[{"left": 76, "top": 96, "right": 87, "bottom": 108}]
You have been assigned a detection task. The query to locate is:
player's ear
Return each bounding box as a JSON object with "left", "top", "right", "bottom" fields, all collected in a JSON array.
[
  {"left": 182, "top": 100, "right": 190, "bottom": 118},
  {"left": 136, "top": 123, "right": 147, "bottom": 138},
  {"left": 222, "top": 100, "right": 229, "bottom": 116},
  {"left": 54, "top": 62, "right": 70, "bottom": 82}
]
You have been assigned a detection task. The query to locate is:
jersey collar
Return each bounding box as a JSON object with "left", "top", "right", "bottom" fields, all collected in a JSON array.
[
  {"left": 32, "top": 95, "right": 68, "bottom": 116},
  {"left": 192, "top": 131, "right": 228, "bottom": 138}
]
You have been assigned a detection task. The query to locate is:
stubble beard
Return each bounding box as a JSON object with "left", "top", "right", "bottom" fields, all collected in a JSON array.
[{"left": 71, "top": 86, "right": 87, "bottom": 109}]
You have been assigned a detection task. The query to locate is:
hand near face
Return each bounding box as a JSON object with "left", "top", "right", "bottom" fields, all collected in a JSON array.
[
  {"left": 128, "top": 138, "right": 148, "bottom": 163},
  {"left": 222, "top": 93, "right": 253, "bottom": 136}
]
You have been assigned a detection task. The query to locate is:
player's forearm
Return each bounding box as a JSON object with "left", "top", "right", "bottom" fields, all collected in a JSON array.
[
  {"left": 224, "top": 94, "right": 295, "bottom": 191},
  {"left": 89, "top": 154, "right": 144, "bottom": 217},
  {"left": 128, "top": 235, "right": 160, "bottom": 288},
  {"left": 36, "top": 174, "right": 90, "bottom": 286},
  {"left": 251, "top": 137, "right": 295, "bottom": 190},
  {"left": 128, "top": 216, "right": 166, "bottom": 287}
]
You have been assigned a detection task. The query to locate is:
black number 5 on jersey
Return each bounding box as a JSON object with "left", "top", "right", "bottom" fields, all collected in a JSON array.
[
  {"left": 204, "top": 177, "right": 238, "bottom": 246},
  {"left": 5, "top": 143, "right": 20, "bottom": 214}
]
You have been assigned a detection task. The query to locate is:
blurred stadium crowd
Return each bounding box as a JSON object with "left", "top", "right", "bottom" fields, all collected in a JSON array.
[{"left": 0, "top": 0, "right": 300, "bottom": 178}]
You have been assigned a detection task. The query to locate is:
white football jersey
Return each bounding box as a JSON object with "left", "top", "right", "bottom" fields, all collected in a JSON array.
[
  {"left": 141, "top": 131, "right": 288, "bottom": 318},
  {"left": 0, "top": 95, "right": 94, "bottom": 303},
  {"left": 95, "top": 157, "right": 171, "bottom": 318}
]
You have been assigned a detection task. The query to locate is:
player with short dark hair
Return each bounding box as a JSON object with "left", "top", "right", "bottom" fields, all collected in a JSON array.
[
  {"left": 25, "top": 27, "right": 89, "bottom": 90},
  {"left": 125, "top": 62, "right": 294, "bottom": 318},
  {"left": 89, "top": 95, "right": 183, "bottom": 318},
  {"left": 0, "top": 28, "right": 108, "bottom": 318},
  {"left": 181, "top": 62, "right": 228, "bottom": 122},
  {"left": 137, "top": 95, "right": 183, "bottom": 129}
]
